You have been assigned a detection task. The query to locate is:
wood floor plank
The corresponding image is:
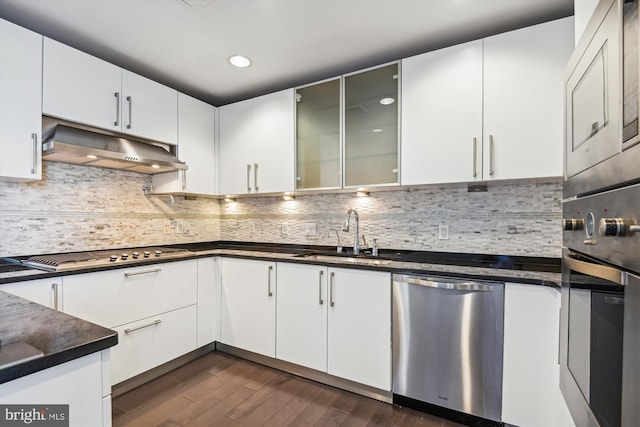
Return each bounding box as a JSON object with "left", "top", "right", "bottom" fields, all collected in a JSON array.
[{"left": 112, "top": 351, "right": 468, "bottom": 427}]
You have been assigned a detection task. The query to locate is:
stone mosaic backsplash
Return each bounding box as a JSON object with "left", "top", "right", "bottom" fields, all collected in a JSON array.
[{"left": 0, "top": 162, "right": 562, "bottom": 258}]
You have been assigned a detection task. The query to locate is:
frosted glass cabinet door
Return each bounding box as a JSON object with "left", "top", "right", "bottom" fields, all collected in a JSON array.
[
  {"left": 344, "top": 63, "right": 399, "bottom": 187},
  {"left": 296, "top": 79, "right": 341, "bottom": 189}
]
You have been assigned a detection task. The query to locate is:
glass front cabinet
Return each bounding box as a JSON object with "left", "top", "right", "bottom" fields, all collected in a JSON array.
[{"left": 295, "top": 63, "right": 399, "bottom": 190}]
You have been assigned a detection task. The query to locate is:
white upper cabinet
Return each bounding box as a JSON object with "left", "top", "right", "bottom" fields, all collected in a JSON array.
[
  {"left": 401, "top": 41, "right": 483, "bottom": 185},
  {"left": 121, "top": 69, "right": 177, "bottom": 145},
  {"left": 0, "top": 19, "right": 42, "bottom": 182},
  {"left": 152, "top": 93, "right": 216, "bottom": 194},
  {"left": 43, "top": 38, "right": 178, "bottom": 145},
  {"left": 43, "top": 38, "right": 122, "bottom": 133},
  {"left": 219, "top": 89, "right": 294, "bottom": 195},
  {"left": 401, "top": 17, "right": 573, "bottom": 185},
  {"left": 483, "top": 17, "right": 574, "bottom": 180}
]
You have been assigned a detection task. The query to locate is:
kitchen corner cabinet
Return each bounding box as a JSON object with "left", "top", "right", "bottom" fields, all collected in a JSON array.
[
  {"left": 43, "top": 38, "right": 178, "bottom": 145},
  {"left": 0, "top": 19, "right": 42, "bottom": 182},
  {"left": 0, "top": 350, "right": 112, "bottom": 426},
  {"left": 218, "top": 89, "right": 294, "bottom": 195},
  {"left": 344, "top": 63, "right": 399, "bottom": 187},
  {"left": 401, "top": 17, "right": 573, "bottom": 185},
  {"left": 152, "top": 94, "right": 217, "bottom": 195},
  {"left": 220, "top": 258, "right": 276, "bottom": 357},
  {"left": 502, "top": 283, "right": 575, "bottom": 427},
  {"left": 1, "top": 278, "right": 62, "bottom": 310},
  {"left": 327, "top": 268, "right": 391, "bottom": 390},
  {"left": 196, "top": 257, "right": 220, "bottom": 347}
]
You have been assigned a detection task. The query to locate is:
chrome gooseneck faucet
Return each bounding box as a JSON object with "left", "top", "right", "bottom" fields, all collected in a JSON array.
[{"left": 342, "top": 208, "right": 360, "bottom": 255}]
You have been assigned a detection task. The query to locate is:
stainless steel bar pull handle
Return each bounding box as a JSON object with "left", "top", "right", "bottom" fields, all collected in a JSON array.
[
  {"left": 489, "top": 135, "right": 495, "bottom": 176},
  {"left": 254, "top": 163, "right": 259, "bottom": 192},
  {"left": 125, "top": 319, "right": 161, "bottom": 334},
  {"left": 267, "top": 265, "right": 273, "bottom": 296},
  {"left": 126, "top": 96, "right": 133, "bottom": 129},
  {"left": 182, "top": 170, "right": 187, "bottom": 191},
  {"left": 124, "top": 268, "right": 161, "bottom": 277},
  {"left": 329, "top": 272, "right": 335, "bottom": 307},
  {"left": 318, "top": 270, "right": 324, "bottom": 305},
  {"left": 31, "top": 133, "right": 38, "bottom": 174},
  {"left": 114, "top": 92, "right": 120, "bottom": 126},
  {"left": 564, "top": 256, "right": 625, "bottom": 285},
  {"left": 247, "top": 164, "right": 252, "bottom": 192},
  {"left": 51, "top": 283, "right": 59, "bottom": 311},
  {"left": 472, "top": 137, "right": 477, "bottom": 178}
]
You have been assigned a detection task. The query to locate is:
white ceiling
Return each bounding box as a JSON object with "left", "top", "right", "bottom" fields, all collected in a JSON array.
[{"left": 0, "top": 0, "right": 573, "bottom": 106}]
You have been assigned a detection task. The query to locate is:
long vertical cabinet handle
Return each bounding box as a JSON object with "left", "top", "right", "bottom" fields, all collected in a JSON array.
[
  {"left": 472, "top": 137, "right": 477, "bottom": 178},
  {"left": 31, "top": 133, "right": 38, "bottom": 174},
  {"left": 489, "top": 134, "right": 495, "bottom": 176},
  {"left": 126, "top": 96, "right": 133, "bottom": 129},
  {"left": 114, "top": 92, "right": 120, "bottom": 126},
  {"left": 329, "top": 272, "right": 335, "bottom": 307},
  {"left": 51, "top": 283, "right": 59, "bottom": 311},
  {"left": 247, "top": 164, "right": 252, "bottom": 192},
  {"left": 318, "top": 270, "right": 324, "bottom": 305},
  {"left": 254, "top": 163, "right": 259, "bottom": 192},
  {"left": 267, "top": 265, "right": 273, "bottom": 297}
]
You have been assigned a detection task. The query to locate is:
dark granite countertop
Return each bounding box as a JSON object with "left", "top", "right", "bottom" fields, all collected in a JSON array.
[
  {"left": 0, "top": 291, "right": 117, "bottom": 384},
  {"left": 0, "top": 241, "right": 561, "bottom": 287}
]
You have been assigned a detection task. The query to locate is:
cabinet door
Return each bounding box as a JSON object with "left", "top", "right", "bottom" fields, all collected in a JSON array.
[
  {"left": 220, "top": 258, "right": 276, "bottom": 357},
  {"left": 327, "top": 268, "right": 391, "bottom": 390},
  {"left": 401, "top": 41, "right": 483, "bottom": 185},
  {"left": 121, "top": 70, "right": 178, "bottom": 145},
  {"left": 42, "top": 37, "right": 121, "bottom": 133},
  {"left": 276, "top": 263, "right": 328, "bottom": 372},
  {"left": 218, "top": 99, "right": 255, "bottom": 195},
  {"left": 502, "top": 283, "right": 575, "bottom": 427},
  {"left": 0, "top": 19, "right": 42, "bottom": 181},
  {"left": 344, "top": 63, "right": 399, "bottom": 187},
  {"left": 296, "top": 79, "right": 341, "bottom": 190},
  {"left": 483, "top": 17, "right": 574, "bottom": 180},
  {"left": 1, "top": 278, "right": 62, "bottom": 310},
  {"left": 253, "top": 89, "right": 295, "bottom": 193},
  {"left": 110, "top": 305, "right": 197, "bottom": 385},
  {"left": 196, "top": 257, "right": 220, "bottom": 347},
  {"left": 152, "top": 94, "right": 216, "bottom": 194},
  {"left": 63, "top": 260, "right": 197, "bottom": 328},
  {"left": 0, "top": 352, "right": 106, "bottom": 427}
]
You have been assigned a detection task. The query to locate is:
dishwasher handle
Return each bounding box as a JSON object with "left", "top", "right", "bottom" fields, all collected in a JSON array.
[{"left": 396, "top": 275, "right": 496, "bottom": 292}]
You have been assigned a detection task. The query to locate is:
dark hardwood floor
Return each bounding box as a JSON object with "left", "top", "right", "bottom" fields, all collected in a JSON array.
[{"left": 112, "top": 351, "right": 464, "bottom": 427}]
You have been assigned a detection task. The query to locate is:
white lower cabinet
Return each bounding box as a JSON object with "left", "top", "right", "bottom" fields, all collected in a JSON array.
[
  {"left": 276, "top": 263, "right": 391, "bottom": 390},
  {"left": 0, "top": 350, "right": 110, "bottom": 427},
  {"left": 502, "top": 283, "right": 574, "bottom": 427},
  {"left": 276, "top": 263, "right": 328, "bottom": 372},
  {"left": 220, "top": 258, "right": 276, "bottom": 357},
  {"left": 197, "top": 257, "right": 220, "bottom": 347},
  {"left": 327, "top": 267, "right": 391, "bottom": 390},
  {"left": 110, "top": 305, "right": 197, "bottom": 385},
  {"left": 63, "top": 260, "right": 197, "bottom": 328},
  {"left": 1, "top": 277, "right": 62, "bottom": 309}
]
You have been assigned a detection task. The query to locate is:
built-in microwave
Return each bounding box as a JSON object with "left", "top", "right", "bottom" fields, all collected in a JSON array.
[{"left": 564, "top": 0, "right": 640, "bottom": 197}]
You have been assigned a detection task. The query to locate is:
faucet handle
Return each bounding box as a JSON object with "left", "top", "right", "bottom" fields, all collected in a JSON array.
[
  {"left": 335, "top": 230, "right": 343, "bottom": 253},
  {"left": 372, "top": 239, "right": 378, "bottom": 257},
  {"left": 361, "top": 235, "right": 368, "bottom": 249}
]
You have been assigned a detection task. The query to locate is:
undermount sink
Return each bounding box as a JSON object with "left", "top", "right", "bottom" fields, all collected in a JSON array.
[{"left": 295, "top": 253, "right": 395, "bottom": 266}]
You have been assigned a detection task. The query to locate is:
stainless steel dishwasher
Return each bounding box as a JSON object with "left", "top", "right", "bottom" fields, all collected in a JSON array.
[{"left": 392, "top": 274, "right": 504, "bottom": 425}]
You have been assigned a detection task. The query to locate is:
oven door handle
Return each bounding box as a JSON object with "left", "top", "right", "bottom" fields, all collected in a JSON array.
[{"left": 565, "top": 256, "right": 625, "bottom": 285}]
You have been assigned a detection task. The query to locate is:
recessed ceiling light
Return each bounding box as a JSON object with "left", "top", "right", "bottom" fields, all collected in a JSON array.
[
  {"left": 379, "top": 97, "right": 395, "bottom": 105},
  {"left": 371, "top": 129, "right": 383, "bottom": 133},
  {"left": 229, "top": 55, "right": 251, "bottom": 68},
  {"left": 151, "top": 164, "right": 160, "bottom": 169},
  {"left": 86, "top": 154, "right": 97, "bottom": 159}
]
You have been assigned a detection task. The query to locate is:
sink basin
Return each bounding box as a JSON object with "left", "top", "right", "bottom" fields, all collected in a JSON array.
[{"left": 295, "top": 254, "right": 394, "bottom": 266}]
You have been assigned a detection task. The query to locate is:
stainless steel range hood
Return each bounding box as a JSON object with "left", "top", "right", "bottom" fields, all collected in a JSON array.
[{"left": 41, "top": 123, "right": 187, "bottom": 174}]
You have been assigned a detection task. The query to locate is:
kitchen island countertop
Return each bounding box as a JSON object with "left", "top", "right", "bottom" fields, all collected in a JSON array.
[{"left": 0, "top": 291, "right": 117, "bottom": 385}]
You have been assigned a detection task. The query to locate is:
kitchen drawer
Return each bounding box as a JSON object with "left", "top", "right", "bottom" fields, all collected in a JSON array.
[
  {"left": 110, "top": 304, "right": 197, "bottom": 385},
  {"left": 63, "top": 259, "right": 197, "bottom": 327}
]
